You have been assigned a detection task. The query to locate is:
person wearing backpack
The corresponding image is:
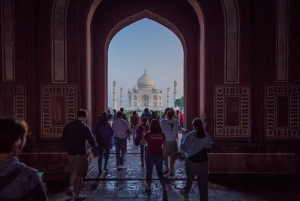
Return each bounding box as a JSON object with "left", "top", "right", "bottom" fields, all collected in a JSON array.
[
  {"left": 92, "top": 112, "right": 114, "bottom": 177},
  {"left": 135, "top": 117, "right": 149, "bottom": 168},
  {"left": 0, "top": 118, "right": 48, "bottom": 201}
]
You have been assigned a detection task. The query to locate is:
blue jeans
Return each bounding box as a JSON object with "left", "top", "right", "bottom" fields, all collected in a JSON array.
[
  {"left": 97, "top": 146, "right": 110, "bottom": 171},
  {"left": 115, "top": 137, "right": 127, "bottom": 166},
  {"left": 131, "top": 128, "right": 136, "bottom": 140},
  {"left": 146, "top": 155, "right": 165, "bottom": 184}
]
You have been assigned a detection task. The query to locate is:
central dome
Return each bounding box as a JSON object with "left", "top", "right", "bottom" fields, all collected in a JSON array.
[{"left": 137, "top": 70, "right": 154, "bottom": 89}]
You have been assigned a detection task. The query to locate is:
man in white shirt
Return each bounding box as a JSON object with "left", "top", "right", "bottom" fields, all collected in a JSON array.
[
  {"left": 161, "top": 110, "right": 180, "bottom": 176},
  {"left": 112, "top": 111, "right": 130, "bottom": 170}
]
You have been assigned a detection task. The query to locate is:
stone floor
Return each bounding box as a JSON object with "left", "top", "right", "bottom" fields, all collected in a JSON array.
[{"left": 48, "top": 138, "right": 300, "bottom": 201}]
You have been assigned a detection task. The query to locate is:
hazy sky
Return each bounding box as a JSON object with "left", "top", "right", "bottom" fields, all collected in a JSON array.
[{"left": 108, "top": 18, "right": 183, "bottom": 108}]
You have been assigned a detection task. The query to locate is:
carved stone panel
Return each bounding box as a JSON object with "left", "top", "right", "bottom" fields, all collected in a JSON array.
[
  {"left": 41, "top": 85, "right": 76, "bottom": 138},
  {"left": 215, "top": 86, "right": 251, "bottom": 137},
  {"left": 266, "top": 85, "right": 300, "bottom": 139},
  {"left": 0, "top": 85, "right": 25, "bottom": 119}
]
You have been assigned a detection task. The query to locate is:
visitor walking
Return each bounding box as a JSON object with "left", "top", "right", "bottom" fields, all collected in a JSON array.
[
  {"left": 112, "top": 111, "right": 130, "bottom": 170},
  {"left": 0, "top": 118, "right": 48, "bottom": 201},
  {"left": 62, "top": 109, "right": 98, "bottom": 200},
  {"left": 179, "top": 110, "right": 184, "bottom": 130},
  {"left": 113, "top": 109, "right": 117, "bottom": 121},
  {"left": 129, "top": 111, "right": 139, "bottom": 141},
  {"left": 120, "top": 107, "right": 128, "bottom": 121},
  {"left": 93, "top": 112, "right": 114, "bottom": 177},
  {"left": 136, "top": 117, "right": 149, "bottom": 167},
  {"left": 160, "top": 107, "right": 170, "bottom": 120},
  {"left": 161, "top": 110, "right": 180, "bottom": 176},
  {"left": 149, "top": 111, "right": 159, "bottom": 124},
  {"left": 141, "top": 119, "right": 168, "bottom": 201},
  {"left": 141, "top": 108, "right": 151, "bottom": 123},
  {"left": 107, "top": 110, "right": 113, "bottom": 125},
  {"left": 179, "top": 118, "right": 211, "bottom": 201},
  {"left": 155, "top": 110, "right": 161, "bottom": 120}
]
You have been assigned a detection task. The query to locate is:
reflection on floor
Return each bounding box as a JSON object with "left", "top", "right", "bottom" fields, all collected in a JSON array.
[{"left": 48, "top": 137, "right": 300, "bottom": 201}]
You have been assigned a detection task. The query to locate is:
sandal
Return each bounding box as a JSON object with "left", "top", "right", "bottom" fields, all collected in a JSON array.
[{"left": 163, "top": 170, "right": 169, "bottom": 174}]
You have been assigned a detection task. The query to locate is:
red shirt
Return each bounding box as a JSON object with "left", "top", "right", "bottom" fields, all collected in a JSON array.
[
  {"left": 144, "top": 132, "right": 166, "bottom": 157},
  {"left": 180, "top": 113, "right": 184, "bottom": 123}
]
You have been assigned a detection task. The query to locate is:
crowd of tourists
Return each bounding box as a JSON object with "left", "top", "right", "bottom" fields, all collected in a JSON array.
[
  {"left": 83, "top": 107, "right": 210, "bottom": 201},
  {"left": 0, "top": 107, "right": 211, "bottom": 201}
]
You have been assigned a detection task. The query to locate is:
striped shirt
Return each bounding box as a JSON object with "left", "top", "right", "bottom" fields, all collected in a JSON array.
[{"left": 0, "top": 157, "right": 48, "bottom": 201}]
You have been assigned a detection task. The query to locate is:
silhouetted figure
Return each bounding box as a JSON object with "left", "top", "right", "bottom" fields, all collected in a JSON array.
[
  {"left": 180, "top": 118, "right": 211, "bottom": 201},
  {"left": 0, "top": 118, "right": 48, "bottom": 201},
  {"left": 62, "top": 109, "right": 98, "bottom": 200},
  {"left": 141, "top": 119, "right": 168, "bottom": 201}
]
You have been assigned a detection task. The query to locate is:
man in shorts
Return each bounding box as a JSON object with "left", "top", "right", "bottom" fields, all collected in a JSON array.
[
  {"left": 62, "top": 109, "right": 98, "bottom": 201},
  {"left": 161, "top": 110, "right": 180, "bottom": 176}
]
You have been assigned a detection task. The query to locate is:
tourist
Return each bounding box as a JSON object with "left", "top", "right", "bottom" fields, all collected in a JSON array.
[
  {"left": 113, "top": 109, "right": 117, "bottom": 121},
  {"left": 112, "top": 111, "right": 130, "bottom": 170},
  {"left": 119, "top": 107, "right": 128, "bottom": 121},
  {"left": 155, "top": 110, "right": 161, "bottom": 120},
  {"left": 92, "top": 112, "right": 114, "bottom": 177},
  {"left": 175, "top": 110, "right": 181, "bottom": 123},
  {"left": 160, "top": 107, "right": 170, "bottom": 120},
  {"left": 129, "top": 111, "right": 139, "bottom": 141},
  {"left": 135, "top": 117, "right": 149, "bottom": 167},
  {"left": 161, "top": 110, "right": 180, "bottom": 176},
  {"left": 107, "top": 110, "right": 113, "bottom": 125},
  {"left": 141, "top": 108, "right": 151, "bottom": 123},
  {"left": 149, "top": 111, "right": 159, "bottom": 124},
  {"left": 62, "top": 109, "right": 98, "bottom": 200},
  {"left": 179, "top": 110, "right": 184, "bottom": 130},
  {"left": 179, "top": 118, "right": 211, "bottom": 201},
  {"left": 141, "top": 119, "right": 168, "bottom": 201},
  {"left": 0, "top": 118, "right": 48, "bottom": 201}
]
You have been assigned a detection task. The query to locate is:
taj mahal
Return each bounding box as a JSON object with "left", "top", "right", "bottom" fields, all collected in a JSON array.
[{"left": 112, "top": 70, "right": 178, "bottom": 111}]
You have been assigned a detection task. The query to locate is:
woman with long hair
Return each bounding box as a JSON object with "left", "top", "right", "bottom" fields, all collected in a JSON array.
[
  {"left": 179, "top": 118, "right": 211, "bottom": 201},
  {"left": 92, "top": 112, "right": 114, "bottom": 177},
  {"left": 141, "top": 119, "right": 168, "bottom": 201}
]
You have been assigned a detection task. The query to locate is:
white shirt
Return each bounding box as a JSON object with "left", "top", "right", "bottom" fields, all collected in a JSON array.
[
  {"left": 112, "top": 118, "right": 129, "bottom": 138},
  {"left": 161, "top": 119, "right": 179, "bottom": 141}
]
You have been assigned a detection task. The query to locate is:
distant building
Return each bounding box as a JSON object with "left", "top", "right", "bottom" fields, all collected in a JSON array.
[{"left": 127, "top": 70, "right": 164, "bottom": 110}]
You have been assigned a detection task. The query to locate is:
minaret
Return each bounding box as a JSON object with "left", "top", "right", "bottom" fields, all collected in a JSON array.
[
  {"left": 120, "top": 87, "right": 123, "bottom": 107},
  {"left": 173, "top": 80, "right": 177, "bottom": 107},
  {"left": 167, "top": 87, "right": 170, "bottom": 107},
  {"left": 113, "top": 80, "right": 117, "bottom": 110}
]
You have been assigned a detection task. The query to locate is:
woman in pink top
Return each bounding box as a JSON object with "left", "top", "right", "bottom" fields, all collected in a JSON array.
[{"left": 141, "top": 119, "right": 168, "bottom": 201}]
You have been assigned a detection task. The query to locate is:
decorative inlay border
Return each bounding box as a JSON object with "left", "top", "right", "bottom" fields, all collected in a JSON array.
[
  {"left": 215, "top": 86, "right": 251, "bottom": 137},
  {"left": 0, "top": 85, "right": 25, "bottom": 119},
  {"left": 266, "top": 85, "right": 300, "bottom": 138},
  {"left": 41, "top": 85, "right": 76, "bottom": 137}
]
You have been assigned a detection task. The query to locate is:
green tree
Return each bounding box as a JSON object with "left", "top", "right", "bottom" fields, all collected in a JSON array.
[{"left": 175, "top": 96, "right": 184, "bottom": 109}]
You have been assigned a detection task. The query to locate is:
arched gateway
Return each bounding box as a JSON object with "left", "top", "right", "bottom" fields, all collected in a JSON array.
[{"left": 0, "top": 0, "right": 299, "bottom": 176}]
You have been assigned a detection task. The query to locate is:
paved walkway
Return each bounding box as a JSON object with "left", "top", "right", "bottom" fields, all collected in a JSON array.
[{"left": 49, "top": 136, "right": 300, "bottom": 201}]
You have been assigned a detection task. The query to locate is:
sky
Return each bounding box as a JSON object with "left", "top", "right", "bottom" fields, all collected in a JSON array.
[{"left": 108, "top": 18, "right": 183, "bottom": 108}]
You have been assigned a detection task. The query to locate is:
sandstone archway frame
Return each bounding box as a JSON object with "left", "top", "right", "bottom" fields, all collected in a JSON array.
[{"left": 85, "top": 0, "right": 207, "bottom": 130}]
